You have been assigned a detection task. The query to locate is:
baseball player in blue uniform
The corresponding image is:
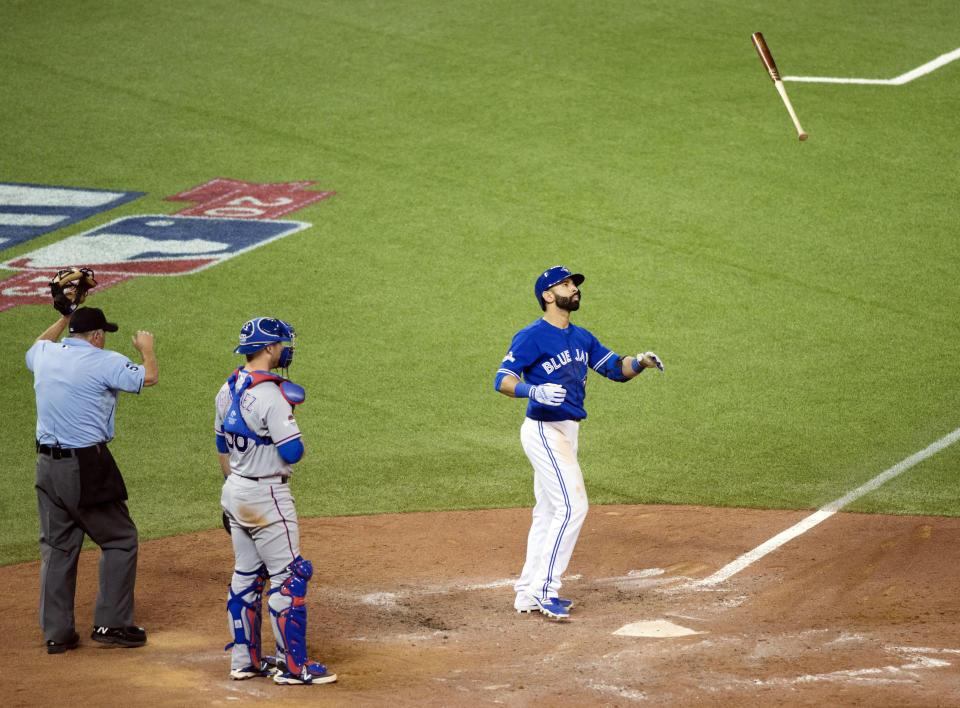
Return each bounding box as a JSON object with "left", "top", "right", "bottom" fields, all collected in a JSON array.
[
  {"left": 495, "top": 266, "right": 663, "bottom": 619},
  {"left": 215, "top": 317, "right": 336, "bottom": 685}
]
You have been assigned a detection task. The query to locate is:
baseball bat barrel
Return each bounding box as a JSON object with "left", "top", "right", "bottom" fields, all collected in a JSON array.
[{"left": 751, "top": 32, "right": 780, "bottom": 82}]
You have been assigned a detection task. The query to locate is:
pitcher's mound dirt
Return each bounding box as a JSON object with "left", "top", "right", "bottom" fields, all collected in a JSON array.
[{"left": 7, "top": 505, "right": 960, "bottom": 706}]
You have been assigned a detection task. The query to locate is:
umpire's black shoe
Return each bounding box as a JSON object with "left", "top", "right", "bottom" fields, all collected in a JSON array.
[
  {"left": 91, "top": 625, "right": 147, "bottom": 648},
  {"left": 46, "top": 632, "right": 80, "bottom": 654}
]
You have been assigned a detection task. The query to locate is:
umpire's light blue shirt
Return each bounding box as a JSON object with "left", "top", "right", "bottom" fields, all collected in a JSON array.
[{"left": 26, "top": 337, "right": 145, "bottom": 448}]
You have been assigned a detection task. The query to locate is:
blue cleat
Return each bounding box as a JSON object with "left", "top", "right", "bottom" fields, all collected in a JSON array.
[
  {"left": 532, "top": 596, "right": 571, "bottom": 620},
  {"left": 515, "top": 593, "right": 574, "bottom": 614}
]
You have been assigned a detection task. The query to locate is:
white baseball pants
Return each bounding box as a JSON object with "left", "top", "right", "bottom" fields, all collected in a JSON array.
[
  {"left": 221, "top": 475, "right": 301, "bottom": 671},
  {"left": 515, "top": 417, "right": 588, "bottom": 602}
]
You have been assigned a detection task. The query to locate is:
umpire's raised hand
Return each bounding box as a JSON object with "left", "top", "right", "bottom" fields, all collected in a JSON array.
[{"left": 131, "top": 330, "right": 159, "bottom": 386}]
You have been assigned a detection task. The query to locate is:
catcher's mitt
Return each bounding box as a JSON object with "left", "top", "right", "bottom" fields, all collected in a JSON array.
[{"left": 50, "top": 267, "right": 97, "bottom": 315}]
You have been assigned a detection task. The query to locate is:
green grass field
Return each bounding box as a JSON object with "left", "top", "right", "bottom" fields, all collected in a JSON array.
[{"left": 2, "top": 0, "right": 958, "bottom": 566}]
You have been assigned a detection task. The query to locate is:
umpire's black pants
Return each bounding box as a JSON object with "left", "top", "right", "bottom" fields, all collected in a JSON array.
[{"left": 35, "top": 451, "right": 138, "bottom": 644}]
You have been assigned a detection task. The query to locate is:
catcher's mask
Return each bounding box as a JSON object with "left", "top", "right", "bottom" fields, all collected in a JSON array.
[
  {"left": 234, "top": 317, "right": 296, "bottom": 369},
  {"left": 535, "top": 265, "right": 584, "bottom": 311}
]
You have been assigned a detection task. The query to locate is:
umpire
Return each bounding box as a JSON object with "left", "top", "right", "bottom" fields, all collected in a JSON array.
[{"left": 25, "top": 306, "right": 159, "bottom": 654}]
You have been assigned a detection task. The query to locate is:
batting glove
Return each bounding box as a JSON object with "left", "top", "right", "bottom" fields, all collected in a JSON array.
[
  {"left": 636, "top": 351, "right": 664, "bottom": 372},
  {"left": 530, "top": 383, "right": 567, "bottom": 406}
]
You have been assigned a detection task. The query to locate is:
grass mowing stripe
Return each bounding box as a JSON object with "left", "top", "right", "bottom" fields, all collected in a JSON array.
[{"left": 695, "top": 426, "right": 960, "bottom": 587}]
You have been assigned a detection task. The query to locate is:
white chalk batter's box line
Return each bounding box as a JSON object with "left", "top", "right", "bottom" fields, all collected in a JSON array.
[
  {"left": 784, "top": 46, "right": 960, "bottom": 84},
  {"left": 695, "top": 426, "right": 960, "bottom": 588},
  {"left": 356, "top": 428, "right": 960, "bottom": 610},
  {"left": 578, "top": 635, "right": 960, "bottom": 700},
  {"left": 332, "top": 424, "right": 959, "bottom": 602},
  {"left": 339, "top": 416, "right": 958, "bottom": 605},
  {"left": 345, "top": 570, "right": 703, "bottom": 609},
  {"left": 308, "top": 428, "right": 960, "bottom": 686},
  {"left": 301, "top": 432, "right": 960, "bottom": 700},
  {"left": 726, "top": 649, "right": 955, "bottom": 688}
]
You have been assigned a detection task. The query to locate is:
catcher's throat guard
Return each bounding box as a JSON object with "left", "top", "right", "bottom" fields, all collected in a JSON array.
[{"left": 222, "top": 368, "right": 305, "bottom": 446}]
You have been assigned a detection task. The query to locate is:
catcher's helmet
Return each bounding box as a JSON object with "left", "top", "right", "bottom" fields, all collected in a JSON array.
[
  {"left": 534, "top": 265, "right": 584, "bottom": 311},
  {"left": 234, "top": 317, "right": 296, "bottom": 368}
]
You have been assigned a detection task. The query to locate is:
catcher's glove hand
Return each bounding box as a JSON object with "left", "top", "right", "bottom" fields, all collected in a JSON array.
[{"left": 50, "top": 267, "right": 97, "bottom": 315}]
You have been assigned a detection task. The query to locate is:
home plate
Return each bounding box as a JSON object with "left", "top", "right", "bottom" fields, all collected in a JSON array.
[{"left": 613, "top": 620, "right": 705, "bottom": 638}]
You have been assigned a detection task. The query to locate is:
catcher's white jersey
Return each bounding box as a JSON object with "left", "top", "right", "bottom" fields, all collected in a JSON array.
[{"left": 215, "top": 371, "right": 302, "bottom": 479}]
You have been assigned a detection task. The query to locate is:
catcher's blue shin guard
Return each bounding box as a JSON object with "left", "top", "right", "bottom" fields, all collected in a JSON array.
[
  {"left": 268, "top": 556, "right": 313, "bottom": 678},
  {"left": 225, "top": 565, "right": 268, "bottom": 668}
]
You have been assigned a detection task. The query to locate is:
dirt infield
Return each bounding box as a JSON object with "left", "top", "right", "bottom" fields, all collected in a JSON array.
[{"left": 7, "top": 505, "right": 960, "bottom": 706}]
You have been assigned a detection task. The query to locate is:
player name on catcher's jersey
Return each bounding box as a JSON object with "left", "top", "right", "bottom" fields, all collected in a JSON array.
[{"left": 215, "top": 373, "right": 302, "bottom": 478}]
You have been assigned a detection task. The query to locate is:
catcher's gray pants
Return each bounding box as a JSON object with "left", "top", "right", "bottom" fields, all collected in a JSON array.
[
  {"left": 35, "top": 451, "right": 139, "bottom": 644},
  {"left": 222, "top": 475, "right": 301, "bottom": 671}
]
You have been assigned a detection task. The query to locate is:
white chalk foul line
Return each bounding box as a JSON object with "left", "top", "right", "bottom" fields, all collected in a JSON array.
[
  {"left": 784, "top": 46, "right": 960, "bottom": 85},
  {"left": 695, "top": 426, "right": 960, "bottom": 587}
]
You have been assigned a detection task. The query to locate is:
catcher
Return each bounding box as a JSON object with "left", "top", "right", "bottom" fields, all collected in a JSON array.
[{"left": 25, "top": 267, "right": 159, "bottom": 653}]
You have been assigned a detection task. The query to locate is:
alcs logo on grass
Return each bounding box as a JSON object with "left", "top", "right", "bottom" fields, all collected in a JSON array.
[{"left": 0, "top": 179, "right": 335, "bottom": 312}]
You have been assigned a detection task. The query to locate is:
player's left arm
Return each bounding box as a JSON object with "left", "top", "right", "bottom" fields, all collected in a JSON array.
[
  {"left": 590, "top": 333, "right": 663, "bottom": 382},
  {"left": 620, "top": 351, "right": 664, "bottom": 379},
  {"left": 264, "top": 385, "right": 305, "bottom": 463}
]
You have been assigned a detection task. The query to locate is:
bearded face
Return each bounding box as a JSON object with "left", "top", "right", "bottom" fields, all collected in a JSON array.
[
  {"left": 554, "top": 293, "right": 580, "bottom": 311},
  {"left": 545, "top": 277, "right": 581, "bottom": 312}
]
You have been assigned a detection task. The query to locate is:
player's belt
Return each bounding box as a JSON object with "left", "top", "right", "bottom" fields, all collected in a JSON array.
[
  {"left": 232, "top": 473, "right": 289, "bottom": 485},
  {"left": 36, "top": 442, "right": 104, "bottom": 459}
]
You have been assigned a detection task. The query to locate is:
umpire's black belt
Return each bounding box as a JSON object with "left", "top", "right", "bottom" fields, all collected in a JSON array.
[{"left": 36, "top": 442, "right": 105, "bottom": 460}]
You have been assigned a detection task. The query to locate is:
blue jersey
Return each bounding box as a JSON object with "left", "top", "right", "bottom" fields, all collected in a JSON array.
[{"left": 497, "top": 318, "right": 628, "bottom": 421}]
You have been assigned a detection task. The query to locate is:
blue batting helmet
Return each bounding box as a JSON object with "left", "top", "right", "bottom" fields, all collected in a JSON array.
[{"left": 534, "top": 265, "right": 584, "bottom": 311}]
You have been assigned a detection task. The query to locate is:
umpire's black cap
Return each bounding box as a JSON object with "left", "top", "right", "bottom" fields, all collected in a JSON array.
[{"left": 69, "top": 307, "right": 119, "bottom": 333}]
